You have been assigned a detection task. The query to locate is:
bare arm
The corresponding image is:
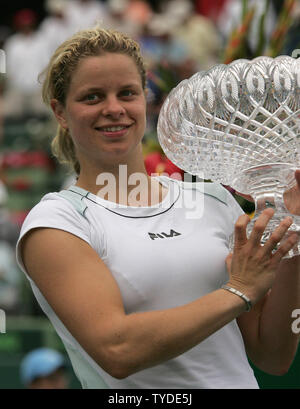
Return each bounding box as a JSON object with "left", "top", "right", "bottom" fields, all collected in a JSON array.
[
  {"left": 21, "top": 228, "right": 248, "bottom": 379},
  {"left": 237, "top": 256, "right": 300, "bottom": 375}
]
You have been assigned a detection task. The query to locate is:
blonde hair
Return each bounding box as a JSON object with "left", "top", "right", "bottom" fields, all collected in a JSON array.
[{"left": 41, "top": 27, "right": 147, "bottom": 175}]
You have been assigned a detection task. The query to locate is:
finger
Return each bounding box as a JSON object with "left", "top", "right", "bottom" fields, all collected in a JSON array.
[
  {"left": 262, "top": 216, "right": 293, "bottom": 255},
  {"left": 234, "top": 214, "right": 251, "bottom": 249},
  {"left": 225, "top": 253, "right": 233, "bottom": 272},
  {"left": 295, "top": 170, "right": 300, "bottom": 189},
  {"left": 271, "top": 232, "right": 299, "bottom": 264},
  {"left": 248, "top": 208, "right": 275, "bottom": 245}
]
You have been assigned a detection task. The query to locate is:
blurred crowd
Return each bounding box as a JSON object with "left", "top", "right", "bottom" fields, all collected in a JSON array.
[{"left": 0, "top": 0, "right": 299, "bottom": 316}]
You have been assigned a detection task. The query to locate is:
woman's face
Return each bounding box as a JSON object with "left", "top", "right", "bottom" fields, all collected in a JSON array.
[{"left": 53, "top": 52, "right": 147, "bottom": 168}]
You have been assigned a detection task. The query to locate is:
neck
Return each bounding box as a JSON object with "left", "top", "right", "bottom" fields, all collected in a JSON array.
[{"left": 75, "top": 151, "right": 168, "bottom": 206}]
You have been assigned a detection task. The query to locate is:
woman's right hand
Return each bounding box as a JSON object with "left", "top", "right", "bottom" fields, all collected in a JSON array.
[{"left": 225, "top": 208, "right": 299, "bottom": 305}]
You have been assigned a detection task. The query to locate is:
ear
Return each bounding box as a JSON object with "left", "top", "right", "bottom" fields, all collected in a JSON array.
[{"left": 50, "top": 99, "right": 68, "bottom": 130}]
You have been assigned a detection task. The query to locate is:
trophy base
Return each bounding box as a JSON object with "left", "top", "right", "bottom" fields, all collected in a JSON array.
[
  {"left": 232, "top": 163, "right": 296, "bottom": 195},
  {"left": 229, "top": 213, "right": 300, "bottom": 259},
  {"left": 229, "top": 163, "right": 300, "bottom": 259}
]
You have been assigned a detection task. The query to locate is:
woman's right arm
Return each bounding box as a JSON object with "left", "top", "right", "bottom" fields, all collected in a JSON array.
[{"left": 20, "top": 209, "right": 295, "bottom": 379}]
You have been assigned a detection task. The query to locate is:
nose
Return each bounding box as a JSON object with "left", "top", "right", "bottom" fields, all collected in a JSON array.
[{"left": 101, "top": 95, "right": 126, "bottom": 118}]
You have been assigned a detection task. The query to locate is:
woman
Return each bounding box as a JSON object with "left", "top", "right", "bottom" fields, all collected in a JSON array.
[{"left": 16, "top": 27, "right": 300, "bottom": 389}]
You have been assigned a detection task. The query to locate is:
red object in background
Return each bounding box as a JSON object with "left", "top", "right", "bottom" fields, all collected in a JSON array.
[
  {"left": 144, "top": 152, "right": 184, "bottom": 180},
  {"left": 1, "top": 151, "right": 53, "bottom": 170},
  {"left": 195, "top": 0, "right": 228, "bottom": 21},
  {"left": 10, "top": 210, "right": 30, "bottom": 227},
  {"left": 13, "top": 9, "right": 37, "bottom": 28},
  {"left": 10, "top": 178, "right": 32, "bottom": 191}
]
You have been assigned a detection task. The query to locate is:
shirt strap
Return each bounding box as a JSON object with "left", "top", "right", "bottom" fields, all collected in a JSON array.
[
  {"left": 169, "top": 178, "right": 228, "bottom": 205},
  {"left": 57, "top": 187, "right": 89, "bottom": 217},
  {"left": 202, "top": 183, "right": 228, "bottom": 205}
]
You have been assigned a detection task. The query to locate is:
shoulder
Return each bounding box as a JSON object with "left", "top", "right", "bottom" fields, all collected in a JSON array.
[
  {"left": 19, "top": 191, "right": 91, "bottom": 246},
  {"left": 17, "top": 191, "right": 92, "bottom": 273},
  {"left": 23, "top": 191, "right": 87, "bottom": 223}
]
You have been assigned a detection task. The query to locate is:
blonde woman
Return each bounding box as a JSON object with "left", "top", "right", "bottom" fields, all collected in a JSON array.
[{"left": 17, "top": 27, "right": 300, "bottom": 389}]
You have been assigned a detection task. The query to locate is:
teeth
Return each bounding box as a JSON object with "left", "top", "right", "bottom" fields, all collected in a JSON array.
[{"left": 101, "top": 126, "right": 127, "bottom": 132}]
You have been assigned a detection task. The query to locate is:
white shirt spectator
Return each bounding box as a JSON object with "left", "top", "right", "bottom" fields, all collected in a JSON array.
[
  {"left": 65, "top": 0, "right": 109, "bottom": 32},
  {"left": 4, "top": 31, "right": 48, "bottom": 94},
  {"left": 39, "top": 12, "right": 73, "bottom": 58},
  {"left": 103, "top": 0, "right": 141, "bottom": 38}
]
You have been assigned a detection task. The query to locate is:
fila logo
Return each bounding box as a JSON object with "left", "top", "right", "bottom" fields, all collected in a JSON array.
[{"left": 148, "top": 229, "right": 181, "bottom": 240}]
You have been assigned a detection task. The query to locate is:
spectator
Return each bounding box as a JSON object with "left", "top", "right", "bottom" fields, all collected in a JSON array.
[
  {"left": 3, "top": 9, "right": 50, "bottom": 119},
  {"left": 39, "top": 0, "right": 73, "bottom": 60},
  {"left": 194, "top": 0, "right": 229, "bottom": 23},
  {"left": 20, "top": 348, "right": 69, "bottom": 389},
  {"left": 104, "top": 0, "right": 140, "bottom": 38},
  {"left": 164, "top": 0, "right": 222, "bottom": 71},
  {"left": 141, "top": 14, "right": 189, "bottom": 67},
  {"left": 124, "top": 0, "right": 153, "bottom": 28},
  {"left": 65, "top": 0, "right": 109, "bottom": 32}
]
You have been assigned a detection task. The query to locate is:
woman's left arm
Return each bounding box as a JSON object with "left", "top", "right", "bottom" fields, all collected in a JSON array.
[
  {"left": 236, "top": 170, "right": 300, "bottom": 375},
  {"left": 237, "top": 256, "right": 300, "bottom": 375}
]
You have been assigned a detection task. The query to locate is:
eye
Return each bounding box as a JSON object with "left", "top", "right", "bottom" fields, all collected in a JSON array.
[
  {"left": 85, "top": 93, "right": 100, "bottom": 102},
  {"left": 120, "top": 89, "right": 135, "bottom": 98}
]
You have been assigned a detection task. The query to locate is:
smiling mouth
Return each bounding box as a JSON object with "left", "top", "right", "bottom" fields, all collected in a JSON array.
[{"left": 95, "top": 125, "right": 131, "bottom": 132}]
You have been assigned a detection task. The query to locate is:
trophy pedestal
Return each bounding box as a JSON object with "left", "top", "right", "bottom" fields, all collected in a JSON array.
[{"left": 229, "top": 163, "right": 300, "bottom": 258}]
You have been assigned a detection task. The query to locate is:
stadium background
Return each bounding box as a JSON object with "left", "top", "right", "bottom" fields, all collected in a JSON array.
[{"left": 0, "top": 0, "right": 299, "bottom": 389}]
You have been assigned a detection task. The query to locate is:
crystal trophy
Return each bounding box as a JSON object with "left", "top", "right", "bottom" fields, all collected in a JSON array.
[{"left": 157, "top": 56, "right": 300, "bottom": 258}]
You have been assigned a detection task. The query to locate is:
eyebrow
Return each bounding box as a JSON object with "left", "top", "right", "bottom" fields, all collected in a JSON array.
[{"left": 78, "top": 83, "right": 141, "bottom": 94}]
